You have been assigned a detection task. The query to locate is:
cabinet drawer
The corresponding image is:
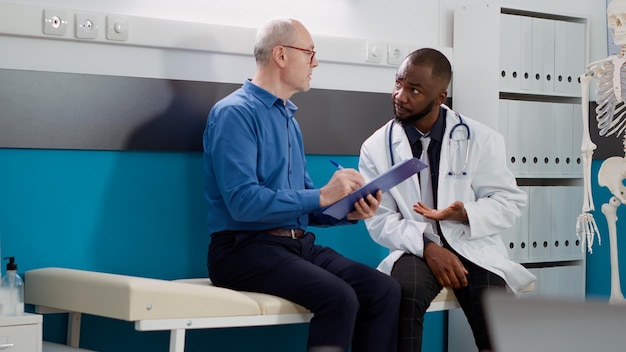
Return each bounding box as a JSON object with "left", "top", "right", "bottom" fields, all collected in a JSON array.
[{"left": 0, "top": 324, "right": 39, "bottom": 352}]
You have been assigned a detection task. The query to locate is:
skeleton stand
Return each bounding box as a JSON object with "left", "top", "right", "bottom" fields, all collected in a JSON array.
[{"left": 579, "top": 46, "right": 626, "bottom": 304}]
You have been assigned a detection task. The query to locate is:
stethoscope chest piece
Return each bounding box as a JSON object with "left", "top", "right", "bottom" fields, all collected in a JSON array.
[{"left": 447, "top": 115, "right": 470, "bottom": 177}]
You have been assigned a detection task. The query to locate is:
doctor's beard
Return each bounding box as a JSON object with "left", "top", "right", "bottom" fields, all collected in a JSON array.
[{"left": 393, "top": 98, "right": 436, "bottom": 126}]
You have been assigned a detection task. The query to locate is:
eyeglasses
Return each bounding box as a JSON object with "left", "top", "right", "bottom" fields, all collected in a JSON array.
[{"left": 282, "top": 45, "right": 316, "bottom": 64}]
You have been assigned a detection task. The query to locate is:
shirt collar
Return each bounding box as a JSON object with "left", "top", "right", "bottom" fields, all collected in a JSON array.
[
  {"left": 403, "top": 106, "right": 446, "bottom": 145},
  {"left": 243, "top": 79, "right": 299, "bottom": 113}
]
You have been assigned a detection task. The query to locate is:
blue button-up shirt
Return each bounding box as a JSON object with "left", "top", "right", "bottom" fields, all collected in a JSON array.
[{"left": 203, "top": 80, "right": 345, "bottom": 234}]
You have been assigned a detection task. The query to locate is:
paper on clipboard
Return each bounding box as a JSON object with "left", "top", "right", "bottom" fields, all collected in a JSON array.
[{"left": 322, "top": 157, "right": 427, "bottom": 219}]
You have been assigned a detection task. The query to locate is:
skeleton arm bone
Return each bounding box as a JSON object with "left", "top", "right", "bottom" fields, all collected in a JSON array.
[
  {"left": 580, "top": 73, "right": 597, "bottom": 213},
  {"left": 577, "top": 73, "right": 601, "bottom": 253}
]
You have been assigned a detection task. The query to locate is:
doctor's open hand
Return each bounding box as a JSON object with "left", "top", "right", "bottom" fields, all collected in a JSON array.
[{"left": 413, "top": 200, "right": 468, "bottom": 223}]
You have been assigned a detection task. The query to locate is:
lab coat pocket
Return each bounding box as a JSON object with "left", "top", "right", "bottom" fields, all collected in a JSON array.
[{"left": 440, "top": 173, "right": 474, "bottom": 205}]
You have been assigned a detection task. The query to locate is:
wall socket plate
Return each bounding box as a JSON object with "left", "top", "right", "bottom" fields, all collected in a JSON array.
[
  {"left": 42, "top": 9, "right": 68, "bottom": 36},
  {"left": 106, "top": 15, "right": 129, "bottom": 41},
  {"left": 388, "top": 42, "right": 409, "bottom": 65},
  {"left": 75, "top": 12, "right": 99, "bottom": 39}
]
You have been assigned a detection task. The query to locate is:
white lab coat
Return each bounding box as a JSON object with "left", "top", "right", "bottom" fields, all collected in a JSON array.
[{"left": 359, "top": 105, "right": 536, "bottom": 292}]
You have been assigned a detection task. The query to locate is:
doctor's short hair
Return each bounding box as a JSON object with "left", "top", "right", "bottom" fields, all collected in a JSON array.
[
  {"left": 406, "top": 48, "right": 452, "bottom": 85},
  {"left": 254, "top": 17, "right": 298, "bottom": 66}
]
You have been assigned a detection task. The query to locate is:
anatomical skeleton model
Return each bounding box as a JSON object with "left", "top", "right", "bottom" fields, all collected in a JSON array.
[{"left": 578, "top": 0, "right": 626, "bottom": 304}]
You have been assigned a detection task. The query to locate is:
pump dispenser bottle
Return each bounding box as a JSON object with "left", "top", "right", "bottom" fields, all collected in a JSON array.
[{"left": 0, "top": 257, "right": 24, "bottom": 316}]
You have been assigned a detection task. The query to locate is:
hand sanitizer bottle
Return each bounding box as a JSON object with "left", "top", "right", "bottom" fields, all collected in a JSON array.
[{"left": 0, "top": 257, "right": 24, "bottom": 316}]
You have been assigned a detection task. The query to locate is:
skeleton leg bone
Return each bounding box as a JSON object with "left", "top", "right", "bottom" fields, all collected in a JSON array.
[
  {"left": 598, "top": 153, "right": 626, "bottom": 304},
  {"left": 601, "top": 197, "right": 626, "bottom": 304}
]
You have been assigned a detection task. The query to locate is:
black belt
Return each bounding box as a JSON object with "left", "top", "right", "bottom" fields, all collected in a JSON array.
[
  {"left": 213, "top": 228, "right": 305, "bottom": 239},
  {"left": 264, "top": 228, "right": 305, "bottom": 239}
]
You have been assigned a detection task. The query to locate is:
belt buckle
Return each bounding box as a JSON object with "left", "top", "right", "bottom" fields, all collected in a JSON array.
[{"left": 290, "top": 229, "right": 296, "bottom": 239}]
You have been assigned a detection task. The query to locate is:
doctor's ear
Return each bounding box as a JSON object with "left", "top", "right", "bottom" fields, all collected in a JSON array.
[{"left": 437, "top": 90, "right": 448, "bottom": 104}]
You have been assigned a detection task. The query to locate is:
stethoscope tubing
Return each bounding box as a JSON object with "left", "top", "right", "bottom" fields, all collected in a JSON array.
[{"left": 388, "top": 111, "right": 470, "bottom": 176}]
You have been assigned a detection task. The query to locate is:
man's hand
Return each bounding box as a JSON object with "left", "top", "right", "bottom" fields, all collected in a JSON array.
[
  {"left": 347, "top": 190, "right": 382, "bottom": 221},
  {"left": 319, "top": 169, "right": 365, "bottom": 207},
  {"left": 413, "top": 200, "right": 468, "bottom": 223},
  {"left": 423, "top": 242, "right": 469, "bottom": 289}
]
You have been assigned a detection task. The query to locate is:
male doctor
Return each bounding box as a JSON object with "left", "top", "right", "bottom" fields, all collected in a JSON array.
[{"left": 359, "top": 48, "right": 536, "bottom": 352}]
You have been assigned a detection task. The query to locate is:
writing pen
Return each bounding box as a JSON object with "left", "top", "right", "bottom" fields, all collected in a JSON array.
[{"left": 330, "top": 160, "right": 345, "bottom": 170}]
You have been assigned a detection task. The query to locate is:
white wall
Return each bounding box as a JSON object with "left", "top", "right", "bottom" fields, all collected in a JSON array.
[
  {"left": 0, "top": 0, "right": 608, "bottom": 94},
  {"left": 2, "top": 0, "right": 607, "bottom": 49},
  {"left": 4, "top": 0, "right": 606, "bottom": 52}
]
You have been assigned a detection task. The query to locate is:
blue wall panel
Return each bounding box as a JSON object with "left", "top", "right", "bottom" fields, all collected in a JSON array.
[
  {"left": 21, "top": 147, "right": 623, "bottom": 351},
  {"left": 0, "top": 149, "right": 446, "bottom": 352}
]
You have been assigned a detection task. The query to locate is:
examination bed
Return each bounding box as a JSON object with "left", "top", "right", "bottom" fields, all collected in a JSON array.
[{"left": 24, "top": 267, "right": 460, "bottom": 352}]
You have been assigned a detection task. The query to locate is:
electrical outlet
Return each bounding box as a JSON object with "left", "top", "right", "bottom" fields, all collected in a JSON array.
[
  {"left": 365, "top": 40, "right": 386, "bottom": 64},
  {"left": 42, "top": 9, "right": 68, "bottom": 36},
  {"left": 387, "top": 43, "right": 409, "bottom": 65},
  {"left": 106, "top": 15, "right": 129, "bottom": 41},
  {"left": 75, "top": 13, "right": 99, "bottom": 39}
]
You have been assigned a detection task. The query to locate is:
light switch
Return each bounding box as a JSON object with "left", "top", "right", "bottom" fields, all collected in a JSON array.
[
  {"left": 106, "top": 15, "right": 129, "bottom": 41},
  {"left": 365, "top": 40, "right": 386, "bottom": 64}
]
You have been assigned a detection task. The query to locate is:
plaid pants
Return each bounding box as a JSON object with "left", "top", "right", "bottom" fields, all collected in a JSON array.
[{"left": 391, "top": 250, "right": 507, "bottom": 351}]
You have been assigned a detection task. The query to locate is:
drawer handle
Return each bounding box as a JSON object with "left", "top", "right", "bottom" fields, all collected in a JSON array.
[{"left": 0, "top": 343, "right": 15, "bottom": 349}]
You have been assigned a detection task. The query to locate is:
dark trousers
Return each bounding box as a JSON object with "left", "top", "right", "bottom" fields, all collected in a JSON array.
[
  {"left": 208, "top": 231, "right": 401, "bottom": 352},
  {"left": 391, "top": 252, "right": 507, "bottom": 352}
]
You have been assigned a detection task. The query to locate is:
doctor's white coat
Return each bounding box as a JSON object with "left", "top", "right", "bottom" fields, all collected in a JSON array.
[{"left": 359, "top": 105, "right": 536, "bottom": 292}]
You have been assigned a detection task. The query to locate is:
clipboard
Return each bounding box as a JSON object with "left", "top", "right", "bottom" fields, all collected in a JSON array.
[{"left": 322, "top": 157, "right": 427, "bottom": 219}]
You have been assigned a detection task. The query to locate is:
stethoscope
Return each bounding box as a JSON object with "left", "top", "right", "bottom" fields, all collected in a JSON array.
[{"left": 388, "top": 110, "right": 471, "bottom": 176}]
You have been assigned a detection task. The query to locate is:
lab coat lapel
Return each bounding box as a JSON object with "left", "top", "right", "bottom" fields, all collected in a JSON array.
[
  {"left": 388, "top": 120, "right": 421, "bottom": 212},
  {"left": 390, "top": 121, "right": 413, "bottom": 165}
]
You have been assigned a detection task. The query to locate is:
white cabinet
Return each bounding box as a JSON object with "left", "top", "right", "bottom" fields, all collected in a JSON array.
[
  {"left": 453, "top": 0, "right": 587, "bottom": 278},
  {"left": 0, "top": 313, "right": 43, "bottom": 352},
  {"left": 450, "top": 3, "right": 588, "bottom": 351}
]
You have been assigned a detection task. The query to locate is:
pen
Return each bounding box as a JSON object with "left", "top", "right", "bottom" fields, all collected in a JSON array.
[{"left": 330, "top": 160, "right": 345, "bottom": 170}]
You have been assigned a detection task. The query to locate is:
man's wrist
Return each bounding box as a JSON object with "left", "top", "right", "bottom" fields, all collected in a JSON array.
[{"left": 423, "top": 236, "right": 436, "bottom": 259}]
